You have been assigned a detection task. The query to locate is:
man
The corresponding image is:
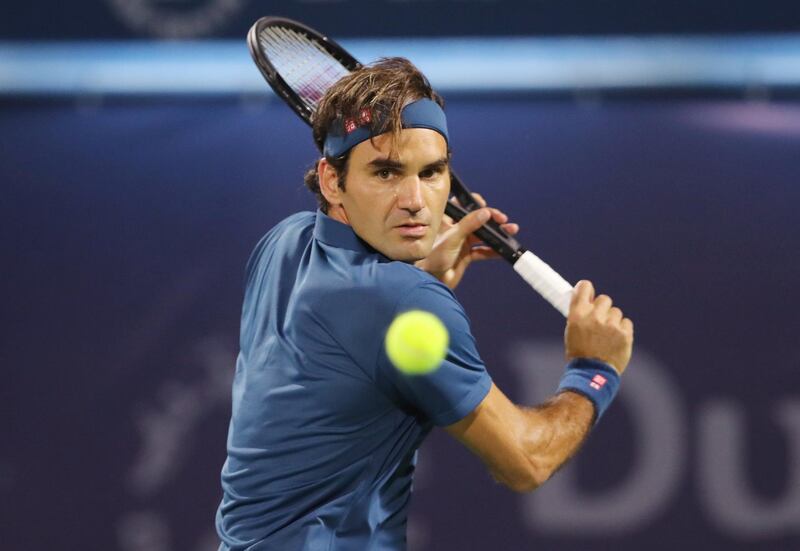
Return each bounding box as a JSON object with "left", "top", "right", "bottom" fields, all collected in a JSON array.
[{"left": 216, "top": 58, "right": 633, "bottom": 550}]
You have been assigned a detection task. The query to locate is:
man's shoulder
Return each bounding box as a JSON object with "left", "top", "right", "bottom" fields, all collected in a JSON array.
[
  {"left": 364, "top": 260, "right": 455, "bottom": 303},
  {"left": 244, "top": 211, "right": 315, "bottom": 279},
  {"left": 266, "top": 211, "right": 316, "bottom": 241},
  {"left": 330, "top": 261, "right": 462, "bottom": 327},
  {"left": 372, "top": 259, "right": 432, "bottom": 288},
  {"left": 282, "top": 210, "right": 317, "bottom": 226},
  {"left": 250, "top": 211, "right": 315, "bottom": 253}
]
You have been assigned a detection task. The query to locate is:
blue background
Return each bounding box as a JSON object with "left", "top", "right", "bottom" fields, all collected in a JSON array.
[
  {"left": 2, "top": 0, "right": 800, "bottom": 547},
  {"left": 2, "top": 96, "right": 799, "bottom": 549}
]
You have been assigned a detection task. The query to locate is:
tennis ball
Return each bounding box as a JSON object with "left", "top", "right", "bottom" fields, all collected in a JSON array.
[{"left": 385, "top": 310, "right": 449, "bottom": 375}]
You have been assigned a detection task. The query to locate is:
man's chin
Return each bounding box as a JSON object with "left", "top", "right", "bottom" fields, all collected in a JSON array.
[{"left": 385, "top": 238, "right": 432, "bottom": 263}]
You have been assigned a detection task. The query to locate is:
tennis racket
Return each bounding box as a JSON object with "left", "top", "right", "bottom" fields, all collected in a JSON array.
[{"left": 247, "top": 16, "right": 574, "bottom": 317}]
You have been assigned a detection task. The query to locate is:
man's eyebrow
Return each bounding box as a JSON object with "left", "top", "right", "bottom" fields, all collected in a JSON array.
[
  {"left": 366, "top": 157, "right": 450, "bottom": 171},
  {"left": 366, "top": 158, "right": 404, "bottom": 170},
  {"left": 422, "top": 158, "right": 449, "bottom": 171}
]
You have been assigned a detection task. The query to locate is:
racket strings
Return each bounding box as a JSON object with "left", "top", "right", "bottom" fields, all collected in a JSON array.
[
  {"left": 259, "top": 26, "right": 350, "bottom": 110},
  {"left": 262, "top": 30, "right": 334, "bottom": 106}
]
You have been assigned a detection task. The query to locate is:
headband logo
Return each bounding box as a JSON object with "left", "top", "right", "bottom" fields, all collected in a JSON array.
[
  {"left": 325, "top": 99, "right": 447, "bottom": 158},
  {"left": 343, "top": 108, "right": 373, "bottom": 135}
]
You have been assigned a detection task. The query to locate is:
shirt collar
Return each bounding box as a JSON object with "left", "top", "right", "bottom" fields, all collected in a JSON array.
[{"left": 313, "top": 210, "right": 385, "bottom": 257}]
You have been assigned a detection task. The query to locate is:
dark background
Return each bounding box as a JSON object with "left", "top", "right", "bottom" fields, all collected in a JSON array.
[
  {"left": 2, "top": 0, "right": 800, "bottom": 39},
  {"left": 2, "top": 1, "right": 800, "bottom": 549},
  {"left": 3, "top": 97, "right": 799, "bottom": 550}
]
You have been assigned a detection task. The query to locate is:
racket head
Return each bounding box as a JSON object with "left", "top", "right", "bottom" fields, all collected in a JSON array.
[{"left": 247, "top": 16, "right": 362, "bottom": 125}]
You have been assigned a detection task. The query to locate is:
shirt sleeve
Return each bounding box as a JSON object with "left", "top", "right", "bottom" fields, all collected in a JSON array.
[{"left": 375, "top": 281, "right": 493, "bottom": 427}]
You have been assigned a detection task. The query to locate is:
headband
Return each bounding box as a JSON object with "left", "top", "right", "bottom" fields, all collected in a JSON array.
[{"left": 322, "top": 98, "right": 449, "bottom": 159}]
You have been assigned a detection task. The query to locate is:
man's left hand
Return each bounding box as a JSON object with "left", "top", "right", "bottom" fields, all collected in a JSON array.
[{"left": 416, "top": 193, "right": 519, "bottom": 289}]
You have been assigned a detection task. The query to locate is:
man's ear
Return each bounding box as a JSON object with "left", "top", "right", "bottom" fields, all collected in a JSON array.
[{"left": 318, "top": 158, "right": 343, "bottom": 207}]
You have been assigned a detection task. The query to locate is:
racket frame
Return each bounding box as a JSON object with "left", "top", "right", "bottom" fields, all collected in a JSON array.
[{"left": 247, "top": 16, "right": 362, "bottom": 125}]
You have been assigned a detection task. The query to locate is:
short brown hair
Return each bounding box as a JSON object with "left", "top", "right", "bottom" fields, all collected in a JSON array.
[{"left": 303, "top": 57, "right": 444, "bottom": 213}]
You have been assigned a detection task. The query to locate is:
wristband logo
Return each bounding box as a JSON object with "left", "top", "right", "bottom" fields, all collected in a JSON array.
[
  {"left": 590, "top": 373, "right": 607, "bottom": 390},
  {"left": 106, "top": 0, "right": 247, "bottom": 39}
]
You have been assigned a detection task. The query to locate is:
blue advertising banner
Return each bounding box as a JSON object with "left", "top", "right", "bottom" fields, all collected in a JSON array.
[
  {"left": 2, "top": 0, "right": 800, "bottom": 40},
  {"left": 2, "top": 96, "right": 799, "bottom": 550}
]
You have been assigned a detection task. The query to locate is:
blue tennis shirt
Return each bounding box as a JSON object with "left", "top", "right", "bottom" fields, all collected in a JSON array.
[{"left": 216, "top": 211, "right": 493, "bottom": 550}]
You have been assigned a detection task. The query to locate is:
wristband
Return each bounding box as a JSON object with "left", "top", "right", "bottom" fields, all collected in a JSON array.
[{"left": 556, "top": 358, "right": 621, "bottom": 424}]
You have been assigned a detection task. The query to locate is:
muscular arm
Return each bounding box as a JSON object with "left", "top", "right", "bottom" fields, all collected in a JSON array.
[
  {"left": 446, "top": 280, "right": 634, "bottom": 493},
  {"left": 446, "top": 384, "right": 594, "bottom": 492}
]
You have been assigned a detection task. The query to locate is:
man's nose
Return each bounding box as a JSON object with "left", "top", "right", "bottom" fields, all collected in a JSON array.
[{"left": 396, "top": 176, "right": 424, "bottom": 213}]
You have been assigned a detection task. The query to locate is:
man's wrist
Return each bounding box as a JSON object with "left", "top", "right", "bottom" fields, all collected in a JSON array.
[{"left": 555, "top": 358, "right": 621, "bottom": 425}]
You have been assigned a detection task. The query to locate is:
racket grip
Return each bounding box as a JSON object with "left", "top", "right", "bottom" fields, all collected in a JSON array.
[
  {"left": 450, "top": 172, "right": 522, "bottom": 251},
  {"left": 512, "top": 251, "right": 574, "bottom": 317},
  {"left": 445, "top": 201, "right": 521, "bottom": 263}
]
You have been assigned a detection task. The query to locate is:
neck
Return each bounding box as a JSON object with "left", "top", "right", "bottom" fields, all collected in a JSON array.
[{"left": 327, "top": 204, "right": 350, "bottom": 226}]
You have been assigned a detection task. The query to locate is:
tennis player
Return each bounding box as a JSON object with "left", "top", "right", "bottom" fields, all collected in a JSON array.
[{"left": 216, "top": 57, "right": 633, "bottom": 550}]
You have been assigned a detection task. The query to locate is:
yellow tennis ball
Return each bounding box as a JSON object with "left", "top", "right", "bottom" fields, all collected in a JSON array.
[{"left": 385, "top": 310, "right": 449, "bottom": 375}]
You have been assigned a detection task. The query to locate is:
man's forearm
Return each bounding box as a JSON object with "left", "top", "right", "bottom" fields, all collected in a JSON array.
[
  {"left": 445, "top": 383, "right": 601, "bottom": 494},
  {"left": 517, "top": 391, "right": 595, "bottom": 489}
]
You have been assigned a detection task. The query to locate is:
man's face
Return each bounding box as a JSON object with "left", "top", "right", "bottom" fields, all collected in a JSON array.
[{"left": 327, "top": 128, "right": 451, "bottom": 262}]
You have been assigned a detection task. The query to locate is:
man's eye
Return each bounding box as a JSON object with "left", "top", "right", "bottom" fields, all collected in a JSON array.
[
  {"left": 420, "top": 168, "right": 442, "bottom": 179},
  {"left": 377, "top": 169, "right": 393, "bottom": 180}
]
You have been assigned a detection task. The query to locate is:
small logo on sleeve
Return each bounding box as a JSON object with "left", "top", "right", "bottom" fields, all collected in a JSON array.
[{"left": 589, "top": 374, "right": 607, "bottom": 390}]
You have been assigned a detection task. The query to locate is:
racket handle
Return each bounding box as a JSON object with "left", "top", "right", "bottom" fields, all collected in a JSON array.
[
  {"left": 450, "top": 173, "right": 522, "bottom": 252},
  {"left": 512, "top": 251, "right": 574, "bottom": 317},
  {"left": 445, "top": 202, "right": 522, "bottom": 263},
  {"left": 444, "top": 201, "right": 573, "bottom": 317}
]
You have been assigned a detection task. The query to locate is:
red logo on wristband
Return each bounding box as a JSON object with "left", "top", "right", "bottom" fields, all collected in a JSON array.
[{"left": 590, "top": 374, "right": 607, "bottom": 390}]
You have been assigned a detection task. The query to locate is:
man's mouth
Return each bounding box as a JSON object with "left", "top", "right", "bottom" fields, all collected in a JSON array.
[{"left": 395, "top": 223, "right": 428, "bottom": 237}]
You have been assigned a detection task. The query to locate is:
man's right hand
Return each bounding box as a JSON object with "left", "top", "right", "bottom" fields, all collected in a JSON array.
[{"left": 564, "top": 280, "right": 634, "bottom": 375}]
